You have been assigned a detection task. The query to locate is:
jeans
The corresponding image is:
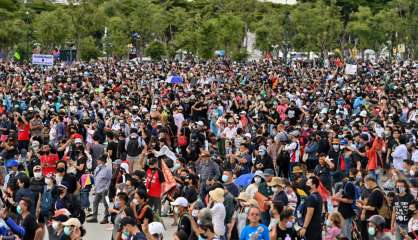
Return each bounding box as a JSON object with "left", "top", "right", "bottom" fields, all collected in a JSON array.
[
  {"left": 80, "top": 188, "right": 90, "bottom": 209},
  {"left": 92, "top": 190, "right": 109, "bottom": 219},
  {"left": 396, "top": 223, "right": 408, "bottom": 240},
  {"left": 342, "top": 217, "right": 352, "bottom": 240}
]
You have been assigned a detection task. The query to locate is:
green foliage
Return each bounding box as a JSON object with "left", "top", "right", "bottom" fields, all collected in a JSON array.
[
  {"left": 0, "top": 0, "right": 417, "bottom": 60},
  {"left": 145, "top": 41, "right": 166, "bottom": 60}
]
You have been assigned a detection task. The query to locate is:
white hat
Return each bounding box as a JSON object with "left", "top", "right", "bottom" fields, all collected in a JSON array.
[
  {"left": 148, "top": 222, "right": 165, "bottom": 235},
  {"left": 360, "top": 110, "right": 367, "bottom": 117},
  {"left": 170, "top": 197, "right": 189, "bottom": 207},
  {"left": 120, "top": 162, "right": 129, "bottom": 173},
  {"left": 74, "top": 138, "right": 83, "bottom": 144},
  {"left": 63, "top": 218, "right": 81, "bottom": 228},
  {"left": 244, "top": 133, "right": 252, "bottom": 138},
  {"left": 141, "top": 107, "right": 149, "bottom": 113},
  {"left": 132, "top": 105, "right": 139, "bottom": 110},
  {"left": 196, "top": 121, "right": 204, "bottom": 126}
]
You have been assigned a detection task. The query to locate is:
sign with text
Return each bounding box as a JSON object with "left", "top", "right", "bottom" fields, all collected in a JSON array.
[{"left": 32, "top": 54, "right": 54, "bottom": 66}]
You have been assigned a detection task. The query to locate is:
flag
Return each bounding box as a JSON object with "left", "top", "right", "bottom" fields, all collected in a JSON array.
[
  {"left": 13, "top": 51, "right": 21, "bottom": 61},
  {"left": 161, "top": 161, "right": 177, "bottom": 195},
  {"left": 318, "top": 181, "right": 330, "bottom": 201}
]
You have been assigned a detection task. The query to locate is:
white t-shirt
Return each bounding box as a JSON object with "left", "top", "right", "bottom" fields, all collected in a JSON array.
[
  {"left": 211, "top": 202, "right": 226, "bottom": 236},
  {"left": 391, "top": 144, "right": 408, "bottom": 170}
]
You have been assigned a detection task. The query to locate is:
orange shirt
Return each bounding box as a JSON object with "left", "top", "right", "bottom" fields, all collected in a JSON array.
[{"left": 367, "top": 138, "right": 383, "bottom": 171}]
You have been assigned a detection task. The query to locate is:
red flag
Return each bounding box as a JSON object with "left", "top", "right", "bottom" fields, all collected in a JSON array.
[
  {"left": 318, "top": 181, "right": 330, "bottom": 201},
  {"left": 161, "top": 161, "right": 177, "bottom": 195}
]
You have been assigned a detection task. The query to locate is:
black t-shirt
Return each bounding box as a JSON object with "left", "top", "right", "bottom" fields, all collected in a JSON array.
[
  {"left": 305, "top": 192, "right": 322, "bottom": 238},
  {"left": 107, "top": 140, "right": 118, "bottom": 161},
  {"left": 338, "top": 181, "right": 356, "bottom": 219},
  {"left": 179, "top": 214, "right": 192, "bottom": 235},
  {"left": 286, "top": 107, "right": 301, "bottom": 125},
  {"left": 224, "top": 182, "right": 239, "bottom": 198},
  {"left": 275, "top": 225, "right": 298, "bottom": 240},
  {"left": 135, "top": 204, "right": 154, "bottom": 227},
  {"left": 393, "top": 193, "right": 414, "bottom": 224},
  {"left": 20, "top": 213, "right": 38, "bottom": 240},
  {"left": 132, "top": 232, "right": 147, "bottom": 240},
  {"left": 62, "top": 173, "right": 78, "bottom": 194},
  {"left": 273, "top": 191, "right": 289, "bottom": 206},
  {"left": 365, "top": 187, "right": 384, "bottom": 219},
  {"left": 76, "top": 156, "right": 87, "bottom": 180}
]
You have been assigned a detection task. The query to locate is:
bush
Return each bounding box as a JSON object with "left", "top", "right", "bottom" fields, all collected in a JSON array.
[{"left": 145, "top": 41, "right": 166, "bottom": 61}]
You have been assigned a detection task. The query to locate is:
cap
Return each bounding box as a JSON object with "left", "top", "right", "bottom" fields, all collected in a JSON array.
[
  {"left": 253, "top": 170, "right": 264, "bottom": 179},
  {"left": 6, "top": 160, "right": 19, "bottom": 168},
  {"left": 292, "top": 166, "right": 304, "bottom": 173},
  {"left": 74, "top": 138, "right": 83, "bottom": 144},
  {"left": 244, "top": 133, "right": 252, "bottom": 138},
  {"left": 263, "top": 168, "right": 274, "bottom": 177},
  {"left": 148, "top": 222, "right": 165, "bottom": 235},
  {"left": 57, "top": 184, "right": 68, "bottom": 190},
  {"left": 63, "top": 218, "right": 81, "bottom": 228},
  {"left": 120, "top": 162, "right": 129, "bottom": 173},
  {"left": 113, "top": 159, "right": 122, "bottom": 165},
  {"left": 170, "top": 197, "right": 189, "bottom": 207}
]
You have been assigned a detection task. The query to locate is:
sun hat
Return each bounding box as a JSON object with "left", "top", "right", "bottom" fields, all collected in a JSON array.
[
  {"left": 209, "top": 188, "right": 225, "bottom": 202},
  {"left": 292, "top": 166, "right": 304, "bottom": 174},
  {"left": 267, "top": 177, "right": 285, "bottom": 187},
  {"left": 236, "top": 192, "right": 250, "bottom": 202}
]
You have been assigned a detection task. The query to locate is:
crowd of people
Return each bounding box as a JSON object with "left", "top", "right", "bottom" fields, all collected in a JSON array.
[{"left": 0, "top": 57, "right": 416, "bottom": 240}]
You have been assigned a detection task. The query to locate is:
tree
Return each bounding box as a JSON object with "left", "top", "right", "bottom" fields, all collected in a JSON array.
[
  {"left": 291, "top": 1, "right": 343, "bottom": 58},
  {"left": 145, "top": 41, "right": 166, "bottom": 60},
  {"left": 33, "top": 8, "right": 72, "bottom": 51},
  {"left": 106, "top": 16, "right": 130, "bottom": 58}
]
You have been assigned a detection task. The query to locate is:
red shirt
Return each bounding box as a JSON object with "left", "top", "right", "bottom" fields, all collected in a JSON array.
[
  {"left": 40, "top": 154, "right": 59, "bottom": 175},
  {"left": 146, "top": 169, "right": 162, "bottom": 198},
  {"left": 17, "top": 123, "right": 30, "bottom": 141}
]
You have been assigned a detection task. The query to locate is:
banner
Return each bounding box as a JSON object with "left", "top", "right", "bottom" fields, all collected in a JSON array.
[{"left": 345, "top": 64, "right": 357, "bottom": 75}]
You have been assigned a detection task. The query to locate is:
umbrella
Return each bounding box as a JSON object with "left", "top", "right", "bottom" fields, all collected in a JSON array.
[
  {"left": 234, "top": 173, "right": 254, "bottom": 188},
  {"left": 166, "top": 75, "right": 183, "bottom": 84}
]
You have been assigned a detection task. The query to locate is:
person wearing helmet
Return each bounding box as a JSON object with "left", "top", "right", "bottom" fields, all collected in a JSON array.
[{"left": 367, "top": 215, "right": 391, "bottom": 240}]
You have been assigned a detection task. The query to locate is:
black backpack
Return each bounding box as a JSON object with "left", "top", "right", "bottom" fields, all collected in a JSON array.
[{"left": 126, "top": 137, "right": 143, "bottom": 157}]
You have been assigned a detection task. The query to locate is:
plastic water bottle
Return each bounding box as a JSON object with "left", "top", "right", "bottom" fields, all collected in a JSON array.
[{"left": 284, "top": 234, "right": 291, "bottom": 240}]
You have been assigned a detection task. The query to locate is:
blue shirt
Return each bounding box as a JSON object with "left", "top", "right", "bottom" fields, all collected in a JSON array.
[{"left": 240, "top": 224, "right": 270, "bottom": 240}]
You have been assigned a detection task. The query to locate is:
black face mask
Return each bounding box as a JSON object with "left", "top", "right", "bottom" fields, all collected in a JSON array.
[
  {"left": 56, "top": 167, "right": 65, "bottom": 173},
  {"left": 305, "top": 185, "right": 312, "bottom": 192}
]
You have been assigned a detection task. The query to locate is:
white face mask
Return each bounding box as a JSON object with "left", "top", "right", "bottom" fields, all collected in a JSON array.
[
  {"left": 34, "top": 172, "right": 42, "bottom": 179},
  {"left": 410, "top": 170, "right": 415, "bottom": 176},
  {"left": 271, "top": 187, "right": 279, "bottom": 193},
  {"left": 56, "top": 175, "right": 63, "bottom": 184},
  {"left": 45, "top": 178, "right": 52, "bottom": 185},
  {"left": 254, "top": 177, "right": 262, "bottom": 184}
]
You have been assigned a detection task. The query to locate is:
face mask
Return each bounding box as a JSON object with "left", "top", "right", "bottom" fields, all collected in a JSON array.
[
  {"left": 132, "top": 199, "right": 139, "bottom": 205},
  {"left": 174, "top": 207, "right": 179, "bottom": 214},
  {"left": 222, "top": 175, "right": 229, "bottom": 183},
  {"left": 56, "top": 167, "right": 65, "bottom": 173},
  {"left": 254, "top": 177, "right": 262, "bottom": 184},
  {"left": 198, "top": 233, "right": 207, "bottom": 240},
  {"left": 244, "top": 207, "right": 250, "bottom": 214},
  {"left": 121, "top": 231, "right": 129, "bottom": 240},
  {"left": 172, "top": 162, "right": 181, "bottom": 171},
  {"left": 286, "top": 220, "right": 293, "bottom": 229},
  {"left": 355, "top": 176, "right": 362, "bottom": 182},
  {"left": 410, "top": 170, "right": 415, "bottom": 176},
  {"left": 367, "top": 226, "right": 376, "bottom": 236},
  {"left": 259, "top": 151, "right": 266, "bottom": 156},
  {"left": 396, "top": 187, "right": 405, "bottom": 194},
  {"left": 114, "top": 201, "right": 120, "bottom": 209},
  {"left": 271, "top": 187, "right": 279, "bottom": 193},
  {"left": 332, "top": 145, "right": 339, "bottom": 151},
  {"left": 34, "top": 172, "right": 42, "bottom": 179},
  {"left": 16, "top": 205, "right": 23, "bottom": 215},
  {"left": 313, "top": 124, "right": 318, "bottom": 129},
  {"left": 192, "top": 209, "right": 199, "bottom": 217},
  {"left": 52, "top": 221, "right": 59, "bottom": 230}
]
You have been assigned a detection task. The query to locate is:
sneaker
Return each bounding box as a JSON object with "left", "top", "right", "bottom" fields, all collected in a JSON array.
[
  {"left": 100, "top": 218, "right": 109, "bottom": 224},
  {"left": 86, "top": 217, "right": 98, "bottom": 223}
]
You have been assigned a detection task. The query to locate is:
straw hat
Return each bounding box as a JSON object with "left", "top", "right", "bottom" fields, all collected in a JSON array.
[
  {"left": 209, "top": 188, "right": 225, "bottom": 202},
  {"left": 62, "top": 218, "right": 81, "bottom": 228},
  {"left": 267, "top": 177, "right": 285, "bottom": 187},
  {"left": 236, "top": 192, "right": 250, "bottom": 202},
  {"left": 246, "top": 199, "right": 259, "bottom": 207},
  {"left": 292, "top": 166, "right": 304, "bottom": 174}
]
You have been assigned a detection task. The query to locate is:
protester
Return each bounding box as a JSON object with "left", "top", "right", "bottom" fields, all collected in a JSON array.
[{"left": 0, "top": 58, "right": 416, "bottom": 240}]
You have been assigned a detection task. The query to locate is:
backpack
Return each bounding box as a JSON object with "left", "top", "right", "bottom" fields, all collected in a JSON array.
[
  {"left": 373, "top": 188, "right": 391, "bottom": 219},
  {"left": 126, "top": 137, "right": 143, "bottom": 157},
  {"left": 178, "top": 135, "right": 188, "bottom": 147}
]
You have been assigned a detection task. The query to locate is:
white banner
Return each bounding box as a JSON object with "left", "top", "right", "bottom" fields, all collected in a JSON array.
[
  {"left": 32, "top": 54, "right": 54, "bottom": 66},
  {"left": 345, "top": 64, "right": 357, "bottom": 75}
]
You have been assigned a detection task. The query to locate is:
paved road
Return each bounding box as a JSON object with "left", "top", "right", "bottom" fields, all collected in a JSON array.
[{"left": 84, "top": 203, "right": 176, "bottom": 239}]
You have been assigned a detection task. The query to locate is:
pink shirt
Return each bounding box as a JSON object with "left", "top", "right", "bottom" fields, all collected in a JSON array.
[{"left": 325, "top": 226, "right": 341, "bottom": 240}]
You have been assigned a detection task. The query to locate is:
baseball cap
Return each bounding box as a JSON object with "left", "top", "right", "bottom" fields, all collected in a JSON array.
[
  {"left": 148, "top": 222, "right": 165, "bottom": 235},
  {"left": 171, "top": 197, "right": 189, "bottom": 207},
  {"left": 63, "top": 218, "right": 81, "bottom": 228}
]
